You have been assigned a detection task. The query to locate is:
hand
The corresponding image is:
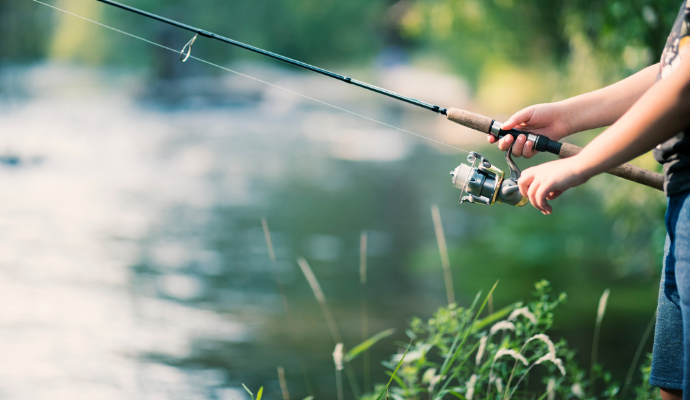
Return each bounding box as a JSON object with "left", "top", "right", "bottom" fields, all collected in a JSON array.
[
  {"left": 517, "top": 156, "right": 592, "bottom": 214},
  {"left": 487, "top": 103, "right": 573, "bottom": 158}
]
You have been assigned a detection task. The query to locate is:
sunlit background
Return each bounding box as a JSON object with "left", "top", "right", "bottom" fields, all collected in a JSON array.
[{"left": 0, "top": 0, "right": 680, "bottom": 398}]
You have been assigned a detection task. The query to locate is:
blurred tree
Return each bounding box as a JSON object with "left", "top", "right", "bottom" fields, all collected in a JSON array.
[
  {"left": 394, "top": 0, "right": 682, "bottom": 84},
  {"left": 0, "top": 0, "right": 53, "bottom": 63}
]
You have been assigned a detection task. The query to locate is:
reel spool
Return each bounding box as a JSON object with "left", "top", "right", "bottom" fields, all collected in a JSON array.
[{"left": 450, "top": 144, "right": 529, "bottom": 207}]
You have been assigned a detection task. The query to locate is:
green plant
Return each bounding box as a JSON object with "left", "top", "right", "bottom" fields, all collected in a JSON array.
[{"left": 365, "top": 281, "right": 632, "bottom": 400}]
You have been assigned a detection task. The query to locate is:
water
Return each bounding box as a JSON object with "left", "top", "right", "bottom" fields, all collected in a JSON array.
[
  {"left": 0, "top": 63, "right": 480, "bottom": 399},
  {"left": 0, "top": 63, "right": 662, "bottom": 399}
]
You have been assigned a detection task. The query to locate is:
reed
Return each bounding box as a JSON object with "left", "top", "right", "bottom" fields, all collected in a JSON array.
[
  {"left": 502, "top": 333, "right": 557, "bottom": 400},
  {"left": 546, "top": 377, "right": 555, "bottom": 400},
  {"left": 589, "top": 288, "right": 609, "bottom": 397},
  {"left": 466, "top": 374, "right": 478, "bottom": 400},
  {"left": 296, "top": 257, "right": 343, "bottom": 344},
  {"left": 277, "top": 366, "right": 290, "bottom": 400},
  {"left": 333, "top": 343, "right": 344, "bottom": 400},
  {"left": 431, "top": 204, "right": 455, "bottom": 305},
  {"left": 487, "top": 348, "right": 527, "bottom": 400},
  {"left": 505, "top": 353, "right": 565, "bottom": 400},
  {"left": 296, "top": 257, "right": 361, "bottom": 397},
  {"left": 621, "top": 310, "right": 656, "bottom": 399},
  {"left": 360, "top": 231, "right": 370, "bottom": 393},
  {"left": 261, "top": 219, "right": 314, "bottom": 395}
]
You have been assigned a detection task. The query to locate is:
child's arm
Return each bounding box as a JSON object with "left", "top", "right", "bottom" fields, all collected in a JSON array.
[
  {"left": 518, "top": 55, "right": 690, "bottom": 214},
  {"left": 491, "top": 63, "right": 659, "bottom": 158}
]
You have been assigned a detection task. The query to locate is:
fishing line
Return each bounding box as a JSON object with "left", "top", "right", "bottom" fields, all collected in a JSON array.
[{"left": 32, "top": 0, "right": 469, "bottom": 153}]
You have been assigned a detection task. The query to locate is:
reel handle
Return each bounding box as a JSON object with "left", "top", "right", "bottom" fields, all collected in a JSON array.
[{"left": 445, "top": 107, "right": 664, "bottom": 192}]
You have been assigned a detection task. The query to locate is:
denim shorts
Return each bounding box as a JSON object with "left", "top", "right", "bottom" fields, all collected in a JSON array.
[{"left": 650, "top": 190, "right": 690, "bottom": 395}]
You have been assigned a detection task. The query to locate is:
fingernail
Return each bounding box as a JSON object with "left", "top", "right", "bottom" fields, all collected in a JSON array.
[{"left": 518, "top": 135, "right": 525, "bottom": 142}]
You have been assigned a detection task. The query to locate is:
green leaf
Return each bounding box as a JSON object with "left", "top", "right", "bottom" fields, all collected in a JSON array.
[
  {"left": 256, "top": 387, "right": 263, "bottom": 400},
  {"left": 242, "top": 383, "right": 254, "bottom": 400},
  {"left": 473, "top": 302, "right": 520, "bottom": 332},
  {"left": 375, "top": 338, "right": 413, "bottom": 400},
  {"left": 345, "top": 328, "right": 395, "bottom": 362},
  {"left": 302, "top": 397, "right": 314, "bottom": 400},
  {"left": 447, "top": 390, "right": 466, "bottom": 399}
]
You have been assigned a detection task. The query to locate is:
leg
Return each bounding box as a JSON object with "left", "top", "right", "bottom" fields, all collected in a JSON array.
[
  {"left": 666, "top": 191, "right": 690, "bottom": 400},
  {"left": 661, "top": 387, "right": 684, "bottom": 400},
  {"left": 651, "top": 234, "right": 684, "bottom": 392}
]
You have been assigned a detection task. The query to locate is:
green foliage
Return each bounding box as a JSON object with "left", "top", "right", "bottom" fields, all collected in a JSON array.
[
  {"left": 363, "top": 281, "right": 651, "bottom": 400},
  {"left": 376, "top": 339, "right": 413, "bottom": 400},
  {"left": 346, "top": 329, "right": 397, "bottom": 362},
  {"left": 397, "top": 0, "right": 683, "bottom": 83},
  {"left": 634, "top": 354, "right": 661, "bottom": 400}
]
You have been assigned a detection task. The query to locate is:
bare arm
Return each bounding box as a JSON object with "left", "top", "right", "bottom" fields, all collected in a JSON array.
[
  {"left": 494, "top": 63, "right": 659, "bottom": 158},
  {"left": 559, "top": 62, "right": 660, "bottom": 133},
  {"left": 518, "top": 56, "right": 690, "bottom": 214}
]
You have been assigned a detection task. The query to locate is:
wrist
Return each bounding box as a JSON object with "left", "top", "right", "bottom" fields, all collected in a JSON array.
[
  {"left": 553, "top": 100, "right": 578, "bottom": 138},
  {"left": 568, "top": 153, "right": 600, "bottom": 181}
]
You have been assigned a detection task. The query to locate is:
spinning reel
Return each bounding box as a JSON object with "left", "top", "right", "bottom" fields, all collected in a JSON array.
[{"left": 450, "top": 144, "right": 529, "bottom": 207}]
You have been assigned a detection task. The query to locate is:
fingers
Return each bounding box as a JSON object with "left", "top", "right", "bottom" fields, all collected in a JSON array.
[
  {"left": 487, "top": 135, "right": 496, "bottom": 144},
  {"left": 522, "top": 140, "right": 537, "bottom": 159},
  {"left": 496, "top": 134, "right": 514, "bottom": 151},
  {"left": 512, "top": 135, "right": 526, "bottom": 157},
  {"left": 503, "top": 106, "right": 535, "bottom": 131},
  {"left": 546, "top": 191, "right": 563, "bottom": 200},
  {"left": 534, "top": 185, "right": 552, "bottom": 214},
  {"left": 518, "top": 170, "right": 534, "bottom": 198},
  {"left": 519, "top": 170, "right": 553, "bottom": 215}
]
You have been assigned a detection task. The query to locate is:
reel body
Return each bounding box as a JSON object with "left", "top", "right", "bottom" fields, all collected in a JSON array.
[{"left": 450, "top": 146, "right": 529, "bottom": 207}]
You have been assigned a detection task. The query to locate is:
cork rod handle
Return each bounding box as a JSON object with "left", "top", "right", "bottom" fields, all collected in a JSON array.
[{"left": 446, "top": 108, "right": 493, "bottom": 133}]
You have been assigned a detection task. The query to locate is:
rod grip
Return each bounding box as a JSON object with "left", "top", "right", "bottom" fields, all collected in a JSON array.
[
  {"left": 446, "top": 108, "right": 492, "bottom": 133},
  {"left": 559, "top": 142, "right": 664, "bottom": 191}
]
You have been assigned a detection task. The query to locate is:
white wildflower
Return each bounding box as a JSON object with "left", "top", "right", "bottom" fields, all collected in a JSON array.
[
  {"left": 490, "top": 374, "right": 504, "bottom": 394},
  {"left": 508, "top": 307, "right": 537, "bottom": 324},
  {"left": 536, "top": 353, "right": 566, "bottom": 376},
  {"left": 465, "top": 374, "right": 477, "bottom": 400},
  {"left": 476, "top": 336, "right": 488, "bottom": 365},
  {"left": 423, "top": 368, "right": 442, "bottom": 390},
  {"left": 546, "top": 378, "right": 555, "bottom": 400},
  {"left": 490, "top": 321, "right": 516, "bottom": 335},
  {"left": 525, "top": 334, "right": 556, "bottom": 358},
  {"left": 333, "top": 343, "right": 344, "bottom": 371},
  {"left": 597, "top": 289, "right": 610, "bottom": 324},
  {"left": 571, "top": 383, "right": 584, "bottom": 398},
  {"left": 493, "top": 348, "right": 528, "bottom": 366},
  {"left": 393, "top": 349, "right": 423, "bottom": 363},
  {"left": 422, "top": 368, "right": 437, "bottom": 384}
]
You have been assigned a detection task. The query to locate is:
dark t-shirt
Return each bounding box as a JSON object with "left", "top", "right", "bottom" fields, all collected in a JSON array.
[{"left": 652, "top": 0, "right": 690, "bottom": 195}]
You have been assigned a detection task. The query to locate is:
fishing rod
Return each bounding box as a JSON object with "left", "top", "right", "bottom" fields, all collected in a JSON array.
[{"left": 93, "top": 0, "right": 663, "bottom": 203}]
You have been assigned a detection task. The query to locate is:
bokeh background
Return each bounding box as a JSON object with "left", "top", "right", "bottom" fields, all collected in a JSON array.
[{"left": 0, "top": 0, "right": 681, "bottom": 398}]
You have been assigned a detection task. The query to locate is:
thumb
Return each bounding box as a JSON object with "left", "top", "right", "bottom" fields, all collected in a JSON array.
[{"left": 502, "top": 106, "right": 535, "bottom": 131}]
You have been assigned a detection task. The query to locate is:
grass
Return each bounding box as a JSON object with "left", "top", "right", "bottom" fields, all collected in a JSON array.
[{"left": 258, "top": 217, "right": 660, "bottom": 400}]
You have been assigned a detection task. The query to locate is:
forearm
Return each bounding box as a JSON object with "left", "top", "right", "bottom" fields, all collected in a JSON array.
[
  {"left": 575, "top": 63, "right": 690, "bottom": 177},
  {"left": 558, "top": 63, "right": 659, "bottom": 134}
]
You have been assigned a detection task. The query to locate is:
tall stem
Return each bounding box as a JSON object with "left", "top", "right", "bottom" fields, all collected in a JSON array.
[
  {"left": 297, "top": 257, "right": 361, "bottom": 397},
  {"left": 431, "top": 205, "right": 455, "bottom": 305},
  {"left": 262, "top": 219, "right": 313, "bottom": 395},
  {"left": 589, "top": 289, "right": 609, "bottom": 397},
  {"left": 360, "top": 231, "right": 370, "bottom": 393}
]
